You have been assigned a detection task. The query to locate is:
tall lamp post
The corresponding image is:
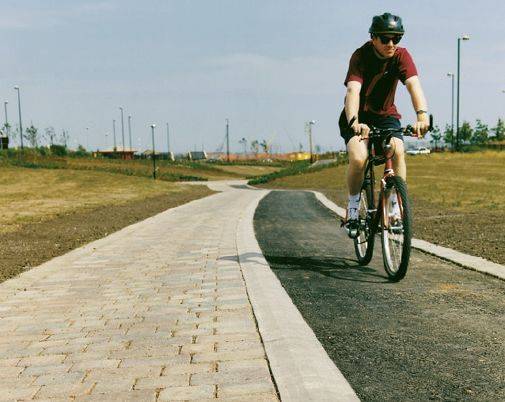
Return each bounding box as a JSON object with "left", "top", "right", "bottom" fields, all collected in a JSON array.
[
  {"left": 112, "top": 119, "right": 117, "bottom": 151},
  {"left": 166, "top": 123, "right": 170, "bottom": 159},
  {"left": 305, "top": 120, "right": 316, "bottom": 163},
  {"left": 2, "top": 101, "right": 7, "bottom": 150},
  {"left": 225, "top": 119, "right": 230, "bottom": 162},
  {"left": 447, "top": 72, "right": 455, "bottom": 150},
  {"left": 119, "top": 106, "right": 125, "bottom": 153},
  {"left": 456, "top": 35, "right": 470, "bottom": 151},
  {"left": 14, "top": 86, "right": 23, "bottom": 149},
  {"left": 3, "top": 101, "right": 8, "bottom": 136},
  {"left": 128, "top": 115, "right": 132, "bottom": 152},
  {"left": 150, "top": 124, "right": 157, "bottom": 179}
]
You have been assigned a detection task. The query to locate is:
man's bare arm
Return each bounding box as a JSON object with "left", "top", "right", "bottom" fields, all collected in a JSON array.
[
  {"left": 344, "top": 81, "right": 369, "bottom": 136},
  {"left": 405, "top": 75, "right": 429, "bottom": 136},
  {"left": 345, "top": 81, "right": 361, "bottom": 123}
]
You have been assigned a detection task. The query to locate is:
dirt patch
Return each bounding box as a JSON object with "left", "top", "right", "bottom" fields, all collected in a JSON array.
[{"left": 0, "top": 186, "right": 214, "bottom": 283}]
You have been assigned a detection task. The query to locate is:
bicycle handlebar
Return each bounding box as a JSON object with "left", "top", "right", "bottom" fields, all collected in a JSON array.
[{"left": 347, "top": 114, "right": 434, "bottom": 139}]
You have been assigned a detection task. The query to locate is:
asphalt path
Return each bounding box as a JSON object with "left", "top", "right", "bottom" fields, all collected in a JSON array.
[{"left": 254, "top": 190, "right": 505, "bottom": 402}]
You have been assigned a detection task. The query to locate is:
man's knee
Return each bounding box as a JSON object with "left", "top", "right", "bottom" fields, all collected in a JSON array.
[
  {"left": 347, "top": 137, "right": 368, "bottom": 169},
  {"left": 392, "top": 138, "right": 405, "bottom": 161},
  {"left": 349, "top": 153, "right": 367, "bottom": 169}
]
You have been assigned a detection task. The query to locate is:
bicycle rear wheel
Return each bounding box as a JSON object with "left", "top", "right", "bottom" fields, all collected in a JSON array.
[
  {"left": 354, "top": 180, "right": 375, "bottom": 265},
  {"left": 381, "top": 176, "right": 412, "bottom": 281}
]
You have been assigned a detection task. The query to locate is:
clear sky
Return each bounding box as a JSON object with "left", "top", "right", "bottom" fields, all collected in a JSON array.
[{"left": 1, "top": 0, "right": 504, "bottom": 152}]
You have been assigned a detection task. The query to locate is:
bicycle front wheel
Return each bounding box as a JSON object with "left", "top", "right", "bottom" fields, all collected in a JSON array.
[
  {"left": 381, "top": 176, "right": 412, "bottom": 281},
  {"left": 354, "top": 180, "right": 375, "bottom": 265}
]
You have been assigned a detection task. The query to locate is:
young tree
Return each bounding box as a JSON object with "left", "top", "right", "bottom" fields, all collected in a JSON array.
[
  {"left": 250, "top": 140, "right": 259, "bottom": 156},
  {"left": 24, "top": 124, "right": 38, "bottom": 148},
  {"left": 45, "top": 127, "right": 56, "bottom": 146},
  {"left": 492, "top": 118, "right": 505, "bottom": 141},
  {"left": 2, "top": 122, "right": 11, "bottom": 139},
  {"left": 60, "top": 129, "right": 69, "bottom": 148},
  {"left": 459, "top": 121, "right": 473, "bottom": 144},
  {"left": 429, "top": 125, "right": 442, "bottom": 150},
  {"left": 471, "top": 119, "right": 489, "bottom": 144},
  {"left": 443, "top": 124, "right": 454, "bottom": 149},
  {"left": 259, "top": 139, "right": 270, "bottom": 154}
]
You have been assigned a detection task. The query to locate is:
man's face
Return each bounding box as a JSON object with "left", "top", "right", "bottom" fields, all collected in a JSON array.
[{"left": 371, "top": 34, "right": 402, "bottom": 58}]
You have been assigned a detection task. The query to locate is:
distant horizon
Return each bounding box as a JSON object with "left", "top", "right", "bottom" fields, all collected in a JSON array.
[{"left": 1, "top": 1, "right": 504, "bottom": 153}]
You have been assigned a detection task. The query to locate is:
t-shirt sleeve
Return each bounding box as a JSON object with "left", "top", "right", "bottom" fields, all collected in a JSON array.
[
  {"left": 344, "top": 51, "right": 364, "bottom": 86},
  {"left": 398, "top": 49, "right": 418, "bottom": 84}
]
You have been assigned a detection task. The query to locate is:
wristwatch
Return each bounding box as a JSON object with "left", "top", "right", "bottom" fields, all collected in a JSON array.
[{"left": 416, "top": 110, "right": 428, "bottom": 115}]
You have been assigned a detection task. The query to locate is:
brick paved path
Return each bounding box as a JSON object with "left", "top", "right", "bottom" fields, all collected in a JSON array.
[{"left": 0, "top": 183, "right": 278, "bottom": 401}]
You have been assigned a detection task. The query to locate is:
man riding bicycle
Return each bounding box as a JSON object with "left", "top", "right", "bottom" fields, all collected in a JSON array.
[{"left": 339, "top": 12, "right": 430, "bottom": 238}]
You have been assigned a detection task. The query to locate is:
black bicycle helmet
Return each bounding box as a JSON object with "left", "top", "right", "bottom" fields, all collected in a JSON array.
[{"left": 369, "top": 12, "right": 405, "bottom": 34}]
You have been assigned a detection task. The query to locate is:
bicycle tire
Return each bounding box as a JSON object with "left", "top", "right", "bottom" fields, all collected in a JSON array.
[
  {"left": 354, "top": 180, "right": 375, "bottom": 265},
  {"left": 381, "top": 176, "right": 412, "bottom": 281}
]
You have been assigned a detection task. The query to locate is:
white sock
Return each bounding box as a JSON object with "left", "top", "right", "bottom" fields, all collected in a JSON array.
[{"left": 348, "top": 193, "right": 360, "bottom": 208}]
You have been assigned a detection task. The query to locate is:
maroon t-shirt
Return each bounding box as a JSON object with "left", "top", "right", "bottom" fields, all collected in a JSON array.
[{"left": 344, "top": 41, "right": 418, "bottom": 119}]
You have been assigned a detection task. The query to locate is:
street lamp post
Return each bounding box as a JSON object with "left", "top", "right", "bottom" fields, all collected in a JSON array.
[
  {"left": 447, "top": 72, "right": 455, "bottom": 150},
  {"left": 3, "top": 101, "right": 8, "bottom": 137},
  {"left": 150, "top": 124, "right": 157, "bottom": 179},
  {"left": 1, "top": 101, "right": 7, "bottom": 150},
  {"left": 119, "top": 106, "right": 125, "bottom": 153},
  {"left": 128, "top": 115, "right": 132, "bottom": 152},
  {"left": 225, "top": 119, "right": 230, "bottom": 162},
  {"left": 166, "top": 123, "right": 170, "bottom": 159},
  {"left": 306, "top": 120, "right": 316, "bottom": 163},
  {"left": 85, "top": 127, "right": 89, "bottom": 151},
  {"left": 112, "top": 119, "right": 117, "bottom": 151},
  {"left": 14, "top": 86, "right": 23, "bottom": 149},
  {"left": 456, "top": 35, "right": 470, "bottom": 151}
]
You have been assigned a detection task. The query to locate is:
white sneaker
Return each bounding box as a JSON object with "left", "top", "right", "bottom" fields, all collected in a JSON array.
[{"left": 345, "top": 205, "right": 359, "bottom": 238}]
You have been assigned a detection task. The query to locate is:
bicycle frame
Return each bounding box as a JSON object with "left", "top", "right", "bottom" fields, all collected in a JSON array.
[{"left": 362, "top": 133, "right": 402, "bottom": 233}]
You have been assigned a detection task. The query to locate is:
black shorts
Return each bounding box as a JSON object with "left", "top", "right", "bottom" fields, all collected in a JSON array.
[{"left": 338, "top": 110, "right": 403, "bottom": 145}]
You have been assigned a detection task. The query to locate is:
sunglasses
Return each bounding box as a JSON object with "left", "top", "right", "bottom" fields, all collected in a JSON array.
[{"left": 376, "top": 34, "right": 403, "bottom": 45}]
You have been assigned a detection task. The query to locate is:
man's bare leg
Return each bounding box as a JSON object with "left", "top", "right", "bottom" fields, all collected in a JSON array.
[
  {"left": 345, "top": 135, "right": 368, "bottom": 237},
  {"left": 346, "top": 136, "right": 369, "bottom": 195},
  {"left": 391, "top": 138, "right": 406, "bottom": 180}
]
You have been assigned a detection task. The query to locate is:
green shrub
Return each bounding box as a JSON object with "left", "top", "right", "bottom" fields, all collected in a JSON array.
[{"left": 50, "top": 144, "right": 68, "bottom": 156}]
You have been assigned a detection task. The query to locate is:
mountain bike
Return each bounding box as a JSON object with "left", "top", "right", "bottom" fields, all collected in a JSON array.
[{"left": 349, "top": 116, "right": 433, "bottom": 281}]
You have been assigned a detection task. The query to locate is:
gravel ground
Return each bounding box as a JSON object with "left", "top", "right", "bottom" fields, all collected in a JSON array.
[
  {"left": 0, "top": 186, "right": 213, "bottom": 282},
  {"left": 254, "top": 190, "right": 505, "bottom": 402}
]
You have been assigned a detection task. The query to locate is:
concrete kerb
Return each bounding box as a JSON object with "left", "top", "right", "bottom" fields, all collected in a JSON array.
[
  {"left": 236, "top": 188, "right": 360, "bottom": 402},
  {"left": 312, "top": 191, "right": 505, "bottom": 282}
]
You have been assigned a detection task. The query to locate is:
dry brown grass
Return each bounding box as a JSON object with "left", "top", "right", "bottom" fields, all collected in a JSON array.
[
  {"left": 212, "top": 165, "right": 281, "bottom": 176},
  {"left": 63, "top": 158, "right": 242, "bottom": 180},
  {"left": 261, "top": 151, "right": 505, "bottom": 213},
  {"left": 0, "top": 167, "right": 194, "bottom": 233}
]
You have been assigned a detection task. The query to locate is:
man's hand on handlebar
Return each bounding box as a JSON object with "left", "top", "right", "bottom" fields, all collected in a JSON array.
[
  {"left": 412, "top": 113, "right": 430, "bottom": 138},
  {"left": 351, "top": 121, "right": 370, "bottom": 139}
]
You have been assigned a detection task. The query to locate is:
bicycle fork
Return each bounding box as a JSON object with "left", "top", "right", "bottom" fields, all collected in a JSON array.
[{"left": 379, "top": 158, "right": 404, "bottom": 230}]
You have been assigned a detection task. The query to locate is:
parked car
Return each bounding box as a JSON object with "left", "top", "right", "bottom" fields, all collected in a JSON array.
[{"left": 406, "top": 147, "right": 431, "bottom": 155}]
